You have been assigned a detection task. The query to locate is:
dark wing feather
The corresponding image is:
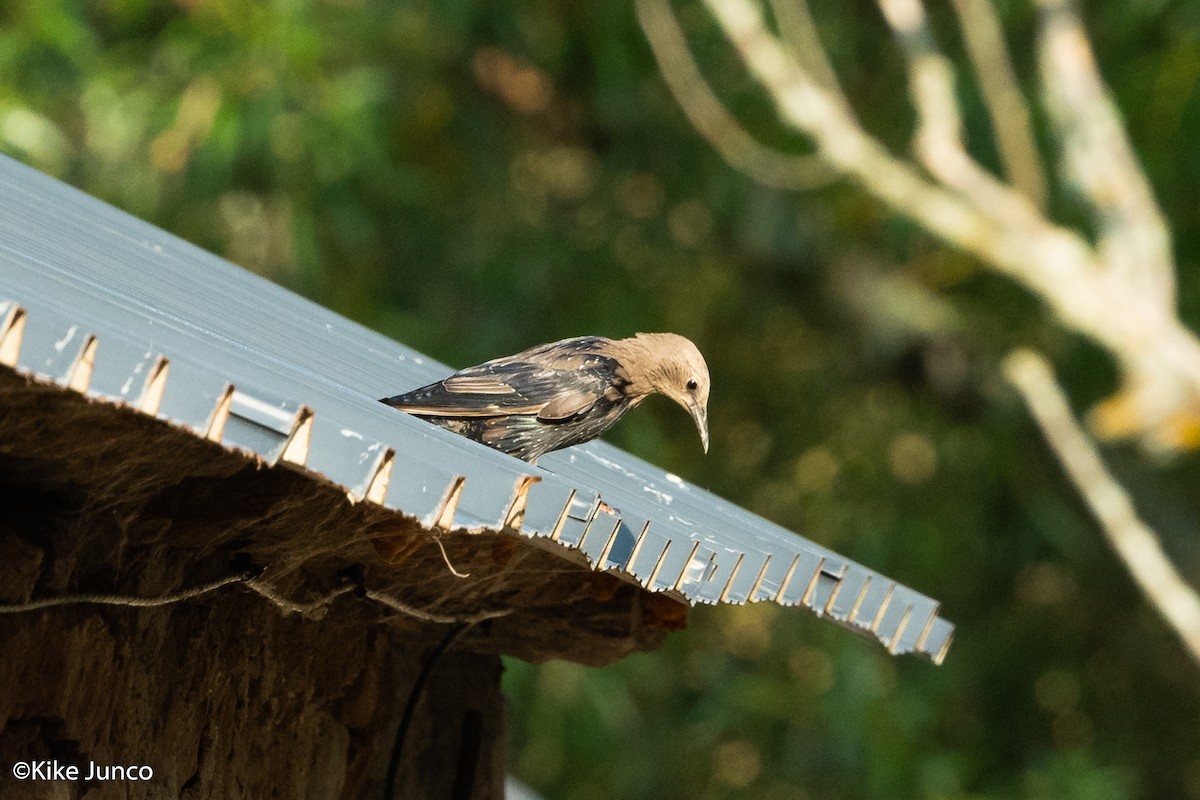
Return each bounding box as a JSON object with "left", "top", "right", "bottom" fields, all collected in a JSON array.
[{"left": 381, "top": 337, "right": 619, "bottom": 420}]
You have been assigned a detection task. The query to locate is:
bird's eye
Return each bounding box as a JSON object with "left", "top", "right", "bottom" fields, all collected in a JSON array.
[{"left": 686, "top": 379, "right": 698, "bottom": 392}]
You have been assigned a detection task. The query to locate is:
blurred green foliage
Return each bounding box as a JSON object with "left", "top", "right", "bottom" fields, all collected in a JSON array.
[{"left": 3, "top": 0, "right": 1200, "bottom": 797}]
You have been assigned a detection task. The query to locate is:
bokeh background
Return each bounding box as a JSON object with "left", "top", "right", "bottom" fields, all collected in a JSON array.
[{"left": 3, "top": 1, "right": 1199, "bottom": 798}]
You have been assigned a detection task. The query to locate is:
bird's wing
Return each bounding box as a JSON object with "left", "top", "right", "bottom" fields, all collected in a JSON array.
[
  {"left": 536, "top": 389, "right": 599, "bottom": 421},
  {"left": 442, "top": 375, "right": 518, "bottom": 395},
  {"left": 382, "top": 338, "right": 621, "bottom": 420}
]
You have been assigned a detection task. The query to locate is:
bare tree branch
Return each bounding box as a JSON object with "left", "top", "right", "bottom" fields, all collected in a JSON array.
[
  {"left": 695, "top": 1, "right": 1093, "bottom": 334},
  {"left": 949, "top": 0, "right": 1049, "bottom": 208},
  {"left": 655, "top": 0, "right": 1200, "bottom": 661},
  {"left": 875, "top": 0, "right": 1045, "bottom": 234},
  {"left": 1004, "top": 349, "right": 1200, "bottom": 667},
  {"left": 768, "top": 0, "right": 854, "bottom": 116},
  {"left": 1036, "top": 0, "right": 1176, "bottom": 309},
  {"left": 637, "top": 0, "right": 837, "bottom": 190},
  {"left": 694, "top": 0, "right": 1022, "bottom": 256},
  {"left": 876, "top": 0, "right": 966, "bottom": 163},
  {"left": 689, "top": 0, "right": 1200, "bottom": 448}
]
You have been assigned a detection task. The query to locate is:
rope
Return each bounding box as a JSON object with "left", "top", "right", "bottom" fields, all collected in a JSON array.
[
  {"left": 0, "top": 569, "right": 512, "bottom": 627},
  {"left": 0, "top": 572, "right": 254, "bottom": 614}
]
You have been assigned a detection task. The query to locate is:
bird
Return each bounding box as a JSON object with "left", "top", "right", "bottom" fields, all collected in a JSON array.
[{"left": 380, "top": 333, "right": 710, "bottom": 463}]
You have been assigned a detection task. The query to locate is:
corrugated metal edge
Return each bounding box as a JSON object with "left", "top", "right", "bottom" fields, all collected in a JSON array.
[{"left": 0, "top": 297, "right": 953, "bottom": 663}]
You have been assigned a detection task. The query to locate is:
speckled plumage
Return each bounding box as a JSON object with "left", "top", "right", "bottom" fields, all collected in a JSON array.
[{"left": 381, "top": 334, "right": 710, "bottom": 462}]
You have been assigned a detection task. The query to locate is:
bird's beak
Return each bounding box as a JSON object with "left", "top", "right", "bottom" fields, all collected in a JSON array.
[{"left": 689, "top": 401, "right": 709, "bottom": 453}]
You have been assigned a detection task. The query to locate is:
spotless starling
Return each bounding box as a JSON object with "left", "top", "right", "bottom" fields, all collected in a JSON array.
[{"left": 381, "top": 333, "right": 710, "bottom": 463}]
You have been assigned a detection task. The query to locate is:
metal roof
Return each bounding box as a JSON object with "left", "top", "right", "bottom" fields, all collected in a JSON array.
[{"left": 0, "top": 154, "right": 953, "bottom": 663}]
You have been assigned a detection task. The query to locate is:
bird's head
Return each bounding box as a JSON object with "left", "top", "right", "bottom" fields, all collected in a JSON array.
[{"left": 622, "top": 333, "right": 710, "bottom": 453}]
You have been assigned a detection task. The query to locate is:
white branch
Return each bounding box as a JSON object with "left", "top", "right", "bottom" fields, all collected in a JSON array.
[
  {"left": 637, "top": 0, "right": 836, "bottom": 190},
  {"left": 768, "top": 0, "right": 854, "bottom": 117},
  {"left": 949, "top": 0, "right": 1048, "bottom": 208},
  {"left": 874, "top": 0, "right": 1046, "bottom": 234},
  {"left": 667, "top": 0, "right": 1200, "bottom": 666},
  {"left": 1005, "top": 349, "right": 1200, "bottom": 667},
  {"left": 1036, "top": 0, "right": 1176, "bottom": 309},
  {"left": 696, "top": 0, "right": 1200, "bottom": 447}
]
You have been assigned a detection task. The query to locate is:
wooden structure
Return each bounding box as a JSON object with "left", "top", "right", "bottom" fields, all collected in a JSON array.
[{"left": 0, "top": 156, "right": 952, "bottom": 798}]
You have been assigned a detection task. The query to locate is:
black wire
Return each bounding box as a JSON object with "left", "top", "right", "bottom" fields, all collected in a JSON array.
[{"left": 383, "top": 621, "right": 473, "bottom": 800}]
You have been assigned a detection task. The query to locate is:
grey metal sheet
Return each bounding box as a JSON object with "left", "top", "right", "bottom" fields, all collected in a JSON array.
[
  {"left": 672, "top": 543, "right": 718, "bottom": 595},
  {"left": 0, "top": 154, "right": 954, "bottom": 661},
  {"left": 451, "top": 471, "right": 524, "bottom": 531},
  {"left": 553, "top": 491, "right": 600, "bottom": 547},
  {"left": 383, "top": 455, "right": 462, "bottom": 527},
  {"left": 920, "top": 617, "right": 955, "bottom": 665},
  {"left": 775, "top": 549, "right": 826, "bottom": 606},
  {"left": 803, "top": 568, "right": 844, "bottom": 615},
  {"left": 730, "top": 549, "right": 770, "bottom": 603},
  {"left": 599, "top": 518, "right": 643, "bottom": 570},
  {"left": 847, "top": 574, "right": 894, "bottom": 632},
  {"left": 86, "top": 335, "right": 158, "bottom": 404},
  {"left": 577, "top": 512, "right": 623, "bottom": 567},
  {"left": 12, "top": 302, "right": 92, "bottom": 383},
  {"left": 688, "top": 545, "right": 755, "bottom": 604},
  {"left": 308, "top": 422, "right": 392, "bottom": 500},
  {"left": 544, "top": 443, "right": 948, "bottom": 658},
  {"left": 517, "top": 479, "right": 579, "bottom": 538},
  {"left": 623, "top": 525, "right": 672, "bottom": 584},
  {"left": 223, "top": 385, "right": 303, "bottom": 460},
  {"left": 156, "top": 362, "right": 230, "bottom": 435},
  {"left": 874, "top": 586, "right": 921, "bottom": 653},
  {"left": 648, "top": 540, "right": 701, "bottom": 592},
  {"left": 825, "top": 565, "right": 873, "bottom": 622}
]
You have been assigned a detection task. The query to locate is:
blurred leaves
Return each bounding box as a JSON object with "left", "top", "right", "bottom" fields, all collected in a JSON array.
[{"left": 2, "top": 0, "right": 1200, "bottom": 798}]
